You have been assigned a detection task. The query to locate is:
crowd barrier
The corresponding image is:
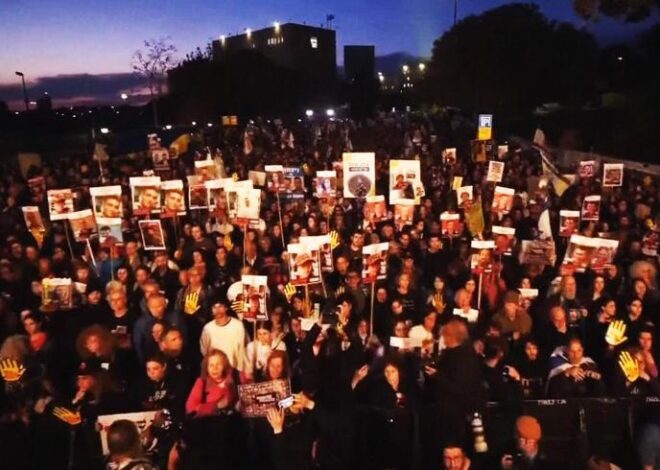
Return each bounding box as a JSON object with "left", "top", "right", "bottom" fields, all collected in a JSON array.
[{"left": 483, "top": 396, "right": 660, "bottom": 467}]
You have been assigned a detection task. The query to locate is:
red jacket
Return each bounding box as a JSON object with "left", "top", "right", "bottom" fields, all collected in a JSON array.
[{"left": 185, "top": 375, "right": 236, "bottom": 417}]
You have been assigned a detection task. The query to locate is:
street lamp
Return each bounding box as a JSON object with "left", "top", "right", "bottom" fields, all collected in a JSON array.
[
  {"left": 273, "top": 21, "right": 280, "bottom": 33},
  {"left": 326, "top": 108, "right": 335, "bottom": 117},
  {"left": 402, "top": 65, "right": 409, "bottom": 74},
  {"left": 15, "top": 71, "right": 29, "bottom": 111},
  {"left": 418, "top": 63, "right": 426, "bottom": 72},
  {"left": 246, "top": 28, "right": 252, "bottom": 39},
  {"left": 305, "top": 109, "right": 314, "bottom": 117},
  {"left": 100, "top": 128, "right": 110, "bottom": 134},
  {"left": 120, "top": 93, "right": 128, "bottom": 100}
]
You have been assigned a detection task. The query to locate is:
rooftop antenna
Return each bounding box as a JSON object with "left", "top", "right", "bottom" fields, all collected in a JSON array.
[{"left": 326, "top": 14, "right": 335, "bottom": 29}]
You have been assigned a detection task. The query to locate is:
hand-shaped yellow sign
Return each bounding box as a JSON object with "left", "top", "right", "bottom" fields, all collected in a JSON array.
[
  {"left": 53, "top": 407, "right": 82, "bottom": 426},
  {"left": 184, "top": 291, "right": 200, "bottom": 315},
  {"left": 329, "top": 231, "right": 341, "bottom": 250},
  {"left": 605, "top": 320, "right": 628, "bottom": 347},
  {"left": 618, "top": 351, "right": 639, "bottom": 383},
  {"left": 0, "top": 358, "right": 26, "bottom": 382},
  {"left": 283, "top": 283, "right": 296, "bottom": 303}
]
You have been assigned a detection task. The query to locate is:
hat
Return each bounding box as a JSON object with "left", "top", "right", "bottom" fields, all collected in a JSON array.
[
  {"left": 77, "top": 360, "right": 102, "bottom": 376},
  {"left": 516, "top": 415, "right": 542, "bottom": 440},
  {"left": 294, "top": 253, "right": 314, "bottom": 267},
  {"left": 504, "top": 291, "right": 520, "bottom": 305}
]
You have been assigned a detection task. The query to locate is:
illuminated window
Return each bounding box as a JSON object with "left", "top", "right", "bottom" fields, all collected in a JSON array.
[{"left": 310, "top": 37, "right": 318, "bottom": 49}]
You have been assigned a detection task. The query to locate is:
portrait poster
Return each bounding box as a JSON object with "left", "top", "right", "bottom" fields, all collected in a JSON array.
[
  {"left": 265, "top": 165, "right": 285, "bottom": 192},
  {"left": 287, "top": 243, "right": 321, "bottom": 286},
  {"left": 456, "top": 186, "right": 473, "bottom": 210},
  {"left": 225, "top": 180, "right": 254, "bottom": 220},
  {"left": 602, "top": 163, "right": 624, "bottom": 188},
  {"left": 492, "top": 225, "right": 516, "bottom": 256},
  {"left": 363, "top": 195, "right": 390, "bottom": 226},
  {"left": 236, "top": 188, "right": 262, "bottom": 221},
  {"left": 282, "top": 167, "right": 306, "bottom": 195},
  {"left": 68, "top": 209, "right": 98, "bottom": 242},
  {"left": 152, "top": 148, "right": 170, "bottom": 172},
  {"left": 518, "top": 288, "right": 539, "bottom": 310},
  {"left": 563, "top": 234, "right": 598, "bottom": 273},
  {"left": 241, "top": 275, "right": 268, "bottom": 321},
  {"left": 470, "top": 240, "right": 495, "bottom": 273},
  {"left": 477, "top": 114, "right": 493, "bottom": 141},
  {"left": 187, "top": 175, "right": 208, "bottom": 210},
  {"left": 581, "top": 195, "right": 601, "bottom": 222},
  {"left": 238, "top": 379, "right": 291, "bottom": 418},
  {"left": 138, "top": 220, "right": 166, "bottom": 251},
  {"left": 492, "top": 186, "right": 515, "bottom": 214},
  {"left": 41, "top": 277, "right": 73, "bottom": 311},
  {"left": 559, "top": 210, "right": 581, "bottom": 237},
  {"left": 194, "top": 159, "right": 217, "bottom": 182},
  {"left": 452, "top": 176, "right": 463, "bottom": 191},
  {"left": 315, "top": 170, "right": 337, "bottom": 198},
  {"left": 442, "top": 148, "right": 457, "bottom": 165},
  {"left": 130, "top": 176, "right": 161, "bottom": 215},
  {"left": 361, "top": 242, "right": 389, "bottom": 284},
  {"left": 389, "top": 160, "right": 424, "bottom": 204},
  {"left": 22, "top": 206, "right": 45, "bottom": 233},
  {"left": 497, "top": 145, "right": 509, "bottom": 159},
  {"left": 22, "top": 206, "right": 46, "bottom": 247},
  {"left": 394, "top": 199, "right": 415, "bottom": 228},
  {"left": 300, "top": 234, "right": 333, "bottom": 273},
  {"left": 47, "top": 189, "right": 74, "bottom": 221},
  {"left": 440, "top": 212, "right": 462, "bottom": 238},
  {"left": 486, "top": 161, "right": 505, "bottom": 183},
  {"left": 90, "top": 186, "right": 123, "bottom": 218},
  {"left": 589, "top": 238, "right": 619, "bottom": 274},
  {"left": 342, "top": 152, "right": 376, "bottom": 198},
  {"left": 248, "top": 170, "right": 267, "bottom": 187},
  {"left": 96, "top": 217, "right": 123, "bottom": 247},
  {"left": 204, "top": 178, "right": 232, "bottom": 212},
  {"left": 519, "top": 240, "right": 557, "bottom": 267},
  {"left": 642, "top": 230, "right": 659, "bottom": 257},
  {"left": 578, "top": 160, "right": 596, "bottom": 179},
  {"left": 160, "top": 180, "right": 186, "bottom": 217},
  {"left": 97, "top": 411, "right": 158, "bottom": 455}
]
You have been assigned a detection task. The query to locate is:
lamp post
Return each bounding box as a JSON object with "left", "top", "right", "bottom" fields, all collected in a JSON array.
[{"left": 15, "top": 71, "right": 29, "bottom": 111}]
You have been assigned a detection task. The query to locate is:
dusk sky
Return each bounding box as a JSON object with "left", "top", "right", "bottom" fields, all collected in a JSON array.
[{"left": 1, "top": 0, "right": 656, "bottom": 108}]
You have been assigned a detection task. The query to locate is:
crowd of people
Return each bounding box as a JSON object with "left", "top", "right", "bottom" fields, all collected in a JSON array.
[{"left": 1, "top": 111, "right": 660, "bottom": 469}]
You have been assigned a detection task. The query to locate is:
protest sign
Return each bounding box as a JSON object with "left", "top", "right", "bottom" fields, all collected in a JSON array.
[
  {"left": 68, "top": 210, "right": 98, "bottom": 241},
  {"left": 314, "top": 171, "right": 337, "bottom": 198},
  {"left": 363, "top": 195, "right": 390, "bottom": 226},
  {"left": 242, "top": 275, "right": 268, "bottom": 321},
  {"left": 559, "top": 210, "right": 580, "bottom": 237},
  {"left": 456, "top": 186, "right": 473, "bottom": 209},
  {"left": 238, "top": 379, "right": 291, "bottom": 418},
  {"left": 90, "top": 186, "right": 123, "bottom": 218},
  {"left": 361, "top": 242, "right": 389, "bottom": 284},
  {"left": 492, "top": 186, "right": 514, "bottom": 214},
  {"left": 300, "top": 234, "right": 333, "bottom": 273},
  {"left": 265, "top": 165, "right": 285, "bottom": 192},
  {"left": 453, "top": 307, "right": 479, "bottom": 323},
  {"left": 160, "top": 180, "right": 186, "bottom": 217},
  {"left": 97, "top": 411, "right": 158, "bottom": 455},
  {"left": 394, "top": 199, "right": 415, "bottom": 228},
  {"left": 248, "top": 170, "right": 266, "bottom": 187},
  {"left": 492, "top": 225, "right": 516, "bottom": 256},
  {"left": 440, "top": 212, "right": 462, "bottom": 238},
  {"left": 477, "top": 114, "right": 493, "bottom": 141},
  {"left": 389, "top": 160, "right": 424, "bottom": 204},
  {"left": 288, "top": 243, "right": 321, "bottom": 286},
  {"left": 486, "top": 161, "right": 505, "bottom": 183},
  {"left": 578, "top": 160, "right": 596, "bottom": 178},
  {"left": 497, "top": 145, "right": 509, "bottom": 159},
  {"left": 194, "top": 159, "right": 217, "bottom": 182},
  {"left": 470, "top": 240, "right": 495, "bottom": 273},
  {"left": 96, "top": 217, "right": 123, "bottom": 246},
  {"left": 519, "top": 240, "right": 557, "bottom": 266},
  {"left": 581, "top": 195, "right": 601, "bottom": 222},
  {"left": 343, "top": 152, "right": 375, "bottom": 198},
  {"left": 603, "top": 163, "right": 624, "bottom": 187},
  {"left": 47, "top": 189, "right": 74, "bottom": 220},
  {"left": 42, "top": 278, "right": 73, "bottom": 311},
  {"left": 129, "top": 177, "right": 161, "bottom": 215},
  {"left": 442, "top": 148, "right": 457, "bottom": 165},
  {"left": 152, "top": 148, "right": 170, "bottom": 172},
  {"left": 139, "top": 220, "right": 166, "bottom": 251}
]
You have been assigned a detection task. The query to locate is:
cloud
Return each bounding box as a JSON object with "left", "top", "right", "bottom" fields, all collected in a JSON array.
[{"left": 0, "top": 72, "right": 150, "bottom": 109}]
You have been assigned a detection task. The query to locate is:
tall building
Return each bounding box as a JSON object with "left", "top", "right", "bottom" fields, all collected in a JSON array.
[
  {"left": 36, "top": 93, "right": 52, "bottom": 112},
  {"left": 344, "top": 45, "right": 375, "bottom": 83},
  {"left": 212, "top": 23, "right": 336, "bottom": 88}
]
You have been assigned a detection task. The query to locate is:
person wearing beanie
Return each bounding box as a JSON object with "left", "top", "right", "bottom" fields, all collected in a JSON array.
[
  {"left": 498, "top": 415, "right": 551, "bottom": 469},
  {"left": 492, "top": 291, "right": 532, "bottom": 341}
]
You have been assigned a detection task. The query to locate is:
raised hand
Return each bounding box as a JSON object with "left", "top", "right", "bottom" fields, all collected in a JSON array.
[
  {"left": 283, "top": 283, "right": 297, "bottom": 303},
  {"left": 231, "top": 300, "right": 245, "bottom": 316},
  {"left": 266, "top": 407, "right": 285, "bottom": 435},
  {"left": 183, "top": 291, "right": 200, "bottom": 315},
  {"left": 223, "top": 234, "right": 234, "bottom": 251},
  {"left": 0, "top": 358, "right": 26, "bottom": 382},
  {"left": 618, "top": 351, "right": 640, "bottom": 383},
  {"left": 432, "top": 293, "right": 445, "bottom": 312},
  {"left": 329, "top": 230, "right": 341, "bottom": 250},
  {"left": 605, "top": 320, "right": 628, "bottom": 347},
  {"left": 52, "top": 407, "right": 82, "bottom": 426}
]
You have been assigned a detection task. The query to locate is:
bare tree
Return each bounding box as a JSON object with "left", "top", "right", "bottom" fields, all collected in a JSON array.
[{"left": 132, "top": 37, "right": 177, "bottom": 127}]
